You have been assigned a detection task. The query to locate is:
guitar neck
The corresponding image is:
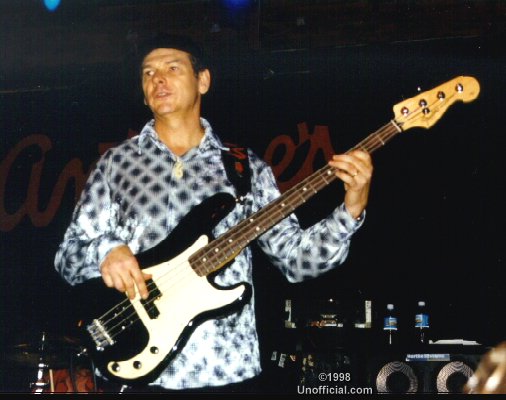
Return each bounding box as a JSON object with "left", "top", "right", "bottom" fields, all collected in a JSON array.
[
  {"left": 189, "top": 74, "right": 481, "bottom": 276},
  {"left": 189, "top": 120, "right": 402, "bottom": 277}
]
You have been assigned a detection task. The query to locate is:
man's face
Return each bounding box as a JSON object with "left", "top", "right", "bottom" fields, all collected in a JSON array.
[{"left": 141, "top": 48, "right": 209, "bottom": 118}]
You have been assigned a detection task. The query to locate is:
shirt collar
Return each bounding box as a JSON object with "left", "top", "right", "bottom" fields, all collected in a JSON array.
[{"left": 137, "top": 117, "right": 227, "bottom": 154}]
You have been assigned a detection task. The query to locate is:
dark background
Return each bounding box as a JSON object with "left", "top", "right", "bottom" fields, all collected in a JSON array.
[{"left": 1, "top": 0, "right": 505, "bottom": 393}]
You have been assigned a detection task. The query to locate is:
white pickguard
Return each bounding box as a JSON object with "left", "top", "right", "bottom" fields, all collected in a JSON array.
[{"left": 106, "top": 234, "right": 247, "bottom": 380}]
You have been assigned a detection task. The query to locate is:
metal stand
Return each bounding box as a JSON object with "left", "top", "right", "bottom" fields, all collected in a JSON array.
[{"left": 30, "top": 331, "right": 50, "bottom": 393}]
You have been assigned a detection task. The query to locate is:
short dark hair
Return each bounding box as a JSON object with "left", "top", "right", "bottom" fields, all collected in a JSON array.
[{"left": 137, "top": 32, "right": 208, "bottom": 75}]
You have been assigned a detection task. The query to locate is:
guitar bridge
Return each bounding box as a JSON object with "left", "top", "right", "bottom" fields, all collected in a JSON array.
[{"left": 87, "top": 318, "right": 115, "bottom": 351}]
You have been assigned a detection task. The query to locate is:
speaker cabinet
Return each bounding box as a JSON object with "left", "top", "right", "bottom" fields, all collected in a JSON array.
[
  {"left": 374, "top": 360, "right": 419, "bottom": 393},
  {"left": 367, "top": 352, "right": 483, "bottom": 394}
]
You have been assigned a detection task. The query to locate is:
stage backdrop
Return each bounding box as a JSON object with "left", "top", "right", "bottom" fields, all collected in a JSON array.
[{"left": 1, "top": 36, "right": 505, "bottom": 380}]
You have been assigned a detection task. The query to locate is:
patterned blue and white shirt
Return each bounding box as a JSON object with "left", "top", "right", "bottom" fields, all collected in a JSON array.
[{"left": 54, "top": 117, "right": 365, "bottom": 389}]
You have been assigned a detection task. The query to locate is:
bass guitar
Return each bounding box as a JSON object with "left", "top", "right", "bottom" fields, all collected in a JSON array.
[{"left": 74, "top": 76, "right": 480, "bottom": 385}]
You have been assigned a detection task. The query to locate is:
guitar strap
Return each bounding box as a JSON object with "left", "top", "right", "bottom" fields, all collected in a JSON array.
[{"left": 221, "top": 143, "right": 251, "bottom": 202}]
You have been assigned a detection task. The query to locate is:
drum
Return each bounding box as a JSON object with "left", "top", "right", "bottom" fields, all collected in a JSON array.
[
  {"left": 37, "top": 367, "right": 99, "bottom": 393},
  {"left": 2, "top": 330, "right": 99, "bottom": 393}
]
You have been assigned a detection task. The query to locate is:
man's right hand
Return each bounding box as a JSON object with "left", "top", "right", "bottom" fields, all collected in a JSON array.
[{"left": 100, "top": 245, "right": 151, "bottom": 300}]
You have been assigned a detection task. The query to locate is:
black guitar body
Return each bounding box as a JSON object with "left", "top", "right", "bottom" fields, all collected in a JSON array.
[{"left": 73, "top": 192, "right": 252, "bottom": 385}]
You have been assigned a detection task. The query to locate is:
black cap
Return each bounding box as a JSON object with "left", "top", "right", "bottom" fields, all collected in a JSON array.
[{"left": 137, "top": 32, "right": 207, "bottom": 72}]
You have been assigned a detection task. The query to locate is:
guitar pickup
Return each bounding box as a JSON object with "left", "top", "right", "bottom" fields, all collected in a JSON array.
[{"left": 140, "top": 279, "right": 161, "bottom": 319}]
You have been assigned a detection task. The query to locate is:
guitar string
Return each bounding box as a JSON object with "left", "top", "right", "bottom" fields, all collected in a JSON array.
[
  {"left": 97, "top": 121, "right": 407, "bottom": 341},
  {"left": 96, "top": 121, "right": 403, "bottom": 341},
  {"left": 96, "top": 89, "right": 459, "bottom": 344}
]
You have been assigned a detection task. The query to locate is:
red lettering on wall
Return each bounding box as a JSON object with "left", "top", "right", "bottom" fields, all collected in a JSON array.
[
  {"left": 1, "top": 124, "right": 335, "bottom": 231},
  {"left": 0, "top": 134, "right": 87, "bottom": 232},
  {"left": 263, "top": 122, "right": 336, "bottom": 192}
]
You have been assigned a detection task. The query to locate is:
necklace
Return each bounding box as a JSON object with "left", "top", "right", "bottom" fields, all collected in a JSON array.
[{"left": 173, "top": 158, "right": 183, "bottom": 179}]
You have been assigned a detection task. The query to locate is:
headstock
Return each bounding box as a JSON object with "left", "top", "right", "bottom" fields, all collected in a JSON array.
[{"left": 393, "top": 76, "right": 480, "bottom": 131}]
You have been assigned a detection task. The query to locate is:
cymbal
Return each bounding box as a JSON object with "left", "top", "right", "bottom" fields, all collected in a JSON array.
[
  {"left": 4, "top": 332, "right": 82, "bottom": 369},
  {"left": 7, "top": 330, "right": 81, "bottom": 353},
  {"left": 4, "top": 349, "right": 71, "bottom": 369},
  {"left": 12, "top": 335, "right": 80, "bottom": 351}
]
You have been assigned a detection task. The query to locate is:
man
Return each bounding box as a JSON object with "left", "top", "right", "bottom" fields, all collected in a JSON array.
[{"left": 54, "top": 33, "right": 373, "bottom": 393}]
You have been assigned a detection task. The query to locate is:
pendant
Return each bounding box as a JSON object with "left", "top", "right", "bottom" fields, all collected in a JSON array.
[{"left": 173, "top": 159, "right": 183, "bottom": 179}]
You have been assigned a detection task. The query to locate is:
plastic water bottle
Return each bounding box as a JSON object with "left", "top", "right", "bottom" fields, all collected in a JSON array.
[
  {"left": 383, "top": 304, "right": 398, "bottom": 346},
  {"left": 415, "top": 301, "right": 430, "bottom": 345}
]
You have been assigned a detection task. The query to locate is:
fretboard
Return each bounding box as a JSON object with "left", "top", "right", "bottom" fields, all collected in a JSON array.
[{"left": 189, "top": 120, "right": 402, "bottom": 277}]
